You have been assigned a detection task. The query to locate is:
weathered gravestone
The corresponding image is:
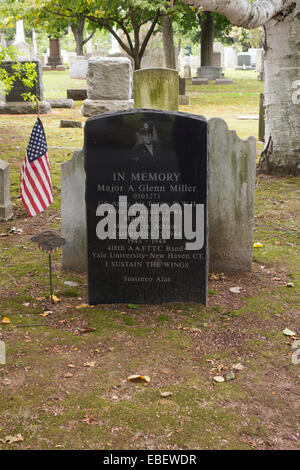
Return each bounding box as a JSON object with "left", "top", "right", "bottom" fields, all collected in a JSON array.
[
  {"left": 208, "top": 119, "right": 256, "bottom": 271},
  {"left": 84, "top": 109, "right": 208, "bottom": 304},
  {"left": 0, "top": 159, "right": 13, "bottom": 221},
  {"left": 69, "top": 57, "right": 88, "bottom": 79},
  {"left": 237, "top": 53, "right": 251, "bottom": 67},
  {"left": 82, "top": 57, "right": 133, "bottom": 117},
  {"left": 134, "top": 68, "right": 179, "bottom": 112},
  {"left": 197, "top": 66, "right": 221, "bottom": 80},
  {"left": 61, "top": 150, "right": 86, "bottom": 271}
]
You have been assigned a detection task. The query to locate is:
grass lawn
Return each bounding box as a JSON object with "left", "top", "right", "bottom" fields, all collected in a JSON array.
[{"left": 0, "top": 70, "right": 299, "bottom": 450}]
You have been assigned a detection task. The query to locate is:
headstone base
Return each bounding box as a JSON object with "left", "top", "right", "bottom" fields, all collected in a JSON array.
[
  {"left": 179, "top": 95, "right": 190, "bottom": 105},
  {"left": 67, "top": 89, "right": 87, "bottom": 100},
  {"left": 47, "top": 99, "right": 74, "bottom": 109},
  {"left": 0, "top": 203, "right": 13, "bottom": 221},
  {"left": 197, "top": 66, "right": 221, "bottom": 80},
  {"left": 81, "top": 99, "right": 134, "bottom": 117},
  {"left": 216, "top": 78, "right": 233, "bottom": 85},
  {"left": 0, "top": 101, "right": 51, "bottom": 114},
  {"left": 192, "top": 78, "right": 208, "bottom": 86}
]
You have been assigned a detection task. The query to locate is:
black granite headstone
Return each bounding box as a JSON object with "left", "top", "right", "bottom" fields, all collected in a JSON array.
[
  {"left": 85, "top": 109, "right": 208, "bottom": 305},
  {"left": 1, "top": 60, "right": 43, "bottom": 102}
]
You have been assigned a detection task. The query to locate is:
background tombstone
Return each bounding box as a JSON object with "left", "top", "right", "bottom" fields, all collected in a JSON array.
[
  {"left": 61, "top": 150, "right": 86, "bottom": 271},
  {"left": 0, "top": 60, "right": 51, "bottom": 114},
  {"left": 179, "top": 76, "right": 190, "bottom": 105},
  {"left": 259, "top": 92, "right": 265, "bottom": 142},
  {"left": 13, "top": 20, "right": 31, "bottom": 60},
  {"left": 208, "top": 118, "right": 256, "bottom": 272},
  {"left": 2, "top": 60, "right": 44, "bottom": 102},
  {"left": 82, "top": 57, "right": 133, "bottom": 117},
  {"left": 69, "top": 56, "right": 88, "bottom": 79},
  {"left": 47, "top": 37, "right": 63, "bottom": 70},
  {"left": 197, "top": 66, "right": 221, "bottom": 80},
  {"left": 84, "top": 109, "right": 208, "bottom": 304},
  {"left": 237, "top": 53, "right": 251, "bottom": 68},
  {"left": 134, "top": 68, "right": 179, "bottom": 111},
  {"left": 0, "top": 159, "right": 13, "bottom": 221},
  {"left": 224, "top": 47, "right": 237, "bottom": 69}
]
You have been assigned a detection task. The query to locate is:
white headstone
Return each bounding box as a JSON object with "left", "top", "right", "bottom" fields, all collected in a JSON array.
[
  {"left": 32, "top": 30, "right": 38, "bottom": 57},
  {"left": 69, "top": 58, "right": 88, "bottom": 79},
  {"left": 13, "top": 20, "right": 31, "bottom": 60},
  {"left": 224, "top": 47, "right": 237, "bottom": 69},
  {"left": 110, "top": 27, "right": 121, "bottom": 54}
]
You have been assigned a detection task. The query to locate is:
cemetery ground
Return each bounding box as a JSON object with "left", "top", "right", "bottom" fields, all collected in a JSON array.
[{"left": 0, "top": 70, "right": 299, "bottom": 450}]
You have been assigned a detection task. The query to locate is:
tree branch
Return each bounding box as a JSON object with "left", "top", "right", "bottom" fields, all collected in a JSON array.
[
  {"left": 182, "top": 0, "right": 289, "bottom": 28},
  {"left": 83, "top": 30, "right": 95, "bottom": 46},
  {"left": 139, "top": 10, "right": 161, "bottom": 59}
]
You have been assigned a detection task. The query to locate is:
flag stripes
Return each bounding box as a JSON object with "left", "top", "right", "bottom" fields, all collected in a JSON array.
[{"left": 20, "top": 118, "right": 53, "bottom": 217}]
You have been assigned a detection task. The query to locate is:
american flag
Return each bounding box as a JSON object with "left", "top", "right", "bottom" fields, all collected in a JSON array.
[{"left": 20, "top": 117, "right": 53, "bottom": 217}]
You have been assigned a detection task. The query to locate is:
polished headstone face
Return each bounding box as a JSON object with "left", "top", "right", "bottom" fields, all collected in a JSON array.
[{"left": 85, "top": 109, "right": 208, "bottom": 304}]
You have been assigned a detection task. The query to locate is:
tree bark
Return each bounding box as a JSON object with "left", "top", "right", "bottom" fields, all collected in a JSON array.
[
  {"left": 258, "top": 1, "right": 300, "bottom": 174},
  {"left": 182, "top": 0, "right": 299, "bottom": 175},
  {"left": 182, "top": 0, "right": 288, "bottom": 28},
  {"left": 200, "top": 12, "right": 214, "bottom": 66},
  {"left": 71, "top": 19, "right": 85, "bottom": 56},
  {"left": 161, "top": 13, "right": 176, "bottom": 69}
]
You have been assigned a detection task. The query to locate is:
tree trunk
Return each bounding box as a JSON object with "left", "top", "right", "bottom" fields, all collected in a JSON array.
[
  {"left": 182, "top": 0, "right": 299, "bottom": 175},
  {"left": 258, "top": 2, "right": 300, "bottom": 175},
  {"left": 71, "top": 19, "right": 85, "bottom": 56},
  {"left": 201, "top": 12, "right": 214, "bottom": 67},
  {"left": 161, "top": 14, "right": 176, "bottom": 69}
]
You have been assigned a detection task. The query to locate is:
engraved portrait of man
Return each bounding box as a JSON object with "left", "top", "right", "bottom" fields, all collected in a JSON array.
[{"left": 130, "top": 121, "right": 161, "bottom": 165}]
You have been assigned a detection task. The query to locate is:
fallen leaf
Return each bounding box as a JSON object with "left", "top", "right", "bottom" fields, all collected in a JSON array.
[
  {"left": 160, "top": 391, "right": 173, "bottom": 397},
  {"left": 0, "top": 434, "right": 23, "bottom": 444},
  {"left": 64, "top": 372, "right": 73, "bottom": 378},
  {"left": 68, "top": 364, "right": 75, "bottom": 368},
  {"left": 51, "top": 295, "right": 60, "bottom": 303},
  {"left": 84, "top": 361, "right": 96, "bottom": 368},
  {"left": 232, "top": 363, "right": 245, "bottom": 371},
  {"left": 283, "top": 328, "right": 296, "bottom": 336},
  {"left": 40, "top": 313, "right": 49, "bottom": 317},
  {"left": 213, "top": 376, "right": 225, "bottom": 383},
  {"left": 2, "top": 378, "right": 12, "bottom": 386},
  {"left": 22, "top": 302, "right": 30, "bottom": 307},
  {"left": 76, "top": 304, "right": 90, "bottom": 309},
  {"left": 286, "top": 282, "right": 294, "bottom": 288},
  {"left": 229, "top": 287, "right": 242, "bottom": 294},
  {"left": 128, "top": 374, "right": 151, "bottom": 383},
  {"left": 292, "top": 340, "right": 300, "bottom": 349},
  {"left": 1, "top": 317, "right": 10, "bottom": 324},
  {"left": 64, "top": 281, "right": 79, "bottom": 287},
  {"left": 253, "top": 242, "right": 263, "bottom": 248}
]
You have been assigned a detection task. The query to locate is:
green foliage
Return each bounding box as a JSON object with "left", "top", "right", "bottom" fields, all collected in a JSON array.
[{"left": 0, "top": 45, "right": 38, "bottom": 102}]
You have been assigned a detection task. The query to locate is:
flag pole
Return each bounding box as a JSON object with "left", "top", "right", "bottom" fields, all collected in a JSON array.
[{"left": 36, "top": 100, "right": 49, "bottom": 229}]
